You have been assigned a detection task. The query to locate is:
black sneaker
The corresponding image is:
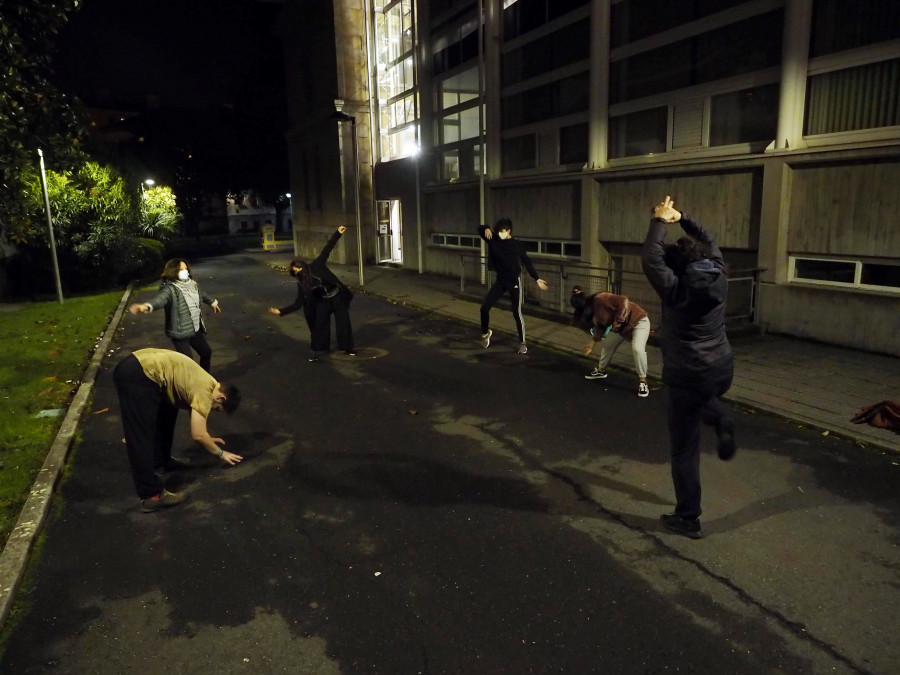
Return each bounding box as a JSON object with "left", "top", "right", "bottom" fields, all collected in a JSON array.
[
  {"left": 717, "top": 417, "right": 736, "bottom": 461},
  {"left": 344, "top": 349, "right": 357, "bottom": 356},
  {"left": 308, "top": 353, "right": 319, "bottom": 363},
  {"left": 141, "top": 489, "right": 187, "bottom": 513},
  {"left": 660, "top": 513, "right": 704, "bottom": 539}
]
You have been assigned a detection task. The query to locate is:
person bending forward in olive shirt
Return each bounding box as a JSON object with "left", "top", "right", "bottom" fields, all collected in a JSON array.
[{"left": 113, "top": 348, "right": 242, "bottom": 512}]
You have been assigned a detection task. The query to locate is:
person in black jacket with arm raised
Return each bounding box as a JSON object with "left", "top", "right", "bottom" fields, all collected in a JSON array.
[
  {"left": 641, "top": 196, "right": 736, "bottom": 540},
  {"left": 477, "top": 218, "right": 549, "bottom": 354},
  {"left": 269, "top": 226, "right": 355, "bottom": 362}
]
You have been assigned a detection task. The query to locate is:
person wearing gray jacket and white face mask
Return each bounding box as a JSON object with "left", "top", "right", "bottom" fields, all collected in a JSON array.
[{"left": 128, "top": 258, "right": 222, "bottom": 372}]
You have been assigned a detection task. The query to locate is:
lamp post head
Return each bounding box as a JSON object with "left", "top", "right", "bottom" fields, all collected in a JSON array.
[
  {"left": 144, "top": 179, "right": 155, "bottom": 186},
  {"left": 285, "top": 192, "right": 291, "bottom": 199}
]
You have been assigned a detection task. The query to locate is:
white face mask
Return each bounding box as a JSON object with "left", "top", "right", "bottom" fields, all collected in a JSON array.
[
  {"left": 498, "top": 231, "right": 510, "bottom": 240},
  {"left": 178, "top": 269, "right": 190, "bottom": 281}
]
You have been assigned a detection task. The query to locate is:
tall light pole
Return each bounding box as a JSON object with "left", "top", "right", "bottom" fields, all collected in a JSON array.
[
  {"left": 285, "top": 192, "right": 292, "bottom": 231},
  {"left": 332, "top": 110, "right": 364, "bottom": 286},
  {"left": 413, "top": 142, "right": 423, "bottom": 273},
  {"left": 37, "top": 149, "right": 64, "bottom": 304}
]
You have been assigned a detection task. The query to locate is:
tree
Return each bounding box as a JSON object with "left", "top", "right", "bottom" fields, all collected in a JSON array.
[
  {"left": 139, "top": 185, "right": 181, "bottom": 241},
  {"left": 0, "top": 0, "right": 86, "bottom": 243},
  {"left": 18, "top": 161, "right": 144, "bottom": 289}
]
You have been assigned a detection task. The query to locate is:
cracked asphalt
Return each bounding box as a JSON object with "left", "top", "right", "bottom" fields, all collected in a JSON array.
[{"left": 1, "top": 253, "right": 897, "bottom": 674}]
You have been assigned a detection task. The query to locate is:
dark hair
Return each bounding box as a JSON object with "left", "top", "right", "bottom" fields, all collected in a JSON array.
[
  {"left": 220, "top": 384, "right": 241, "bottom": 415},
  {"left": 288, "top": 257, "right": 308, "bottom": 274},
  {"left": 289, "top": 256, "right": 320, "bottom": 294},
  {"left": 161, "top": 258, "right": 191, "bottom": 281},
  {"left": 570, "top": 285, "right": 592, "bottom": 329},
  {"left": 663, "top": 237, "right": 710, "bottom": 276},
  {"left": 570, "top": 285, "right": 587, "bottom": 309},
  {"left": 495, "top": 218, "right": 513, "bottom": 232}
]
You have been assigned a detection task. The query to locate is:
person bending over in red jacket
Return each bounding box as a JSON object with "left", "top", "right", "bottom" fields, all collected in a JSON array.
[{"left": 571, "top": 286, "right": 651, "bottom": 398}]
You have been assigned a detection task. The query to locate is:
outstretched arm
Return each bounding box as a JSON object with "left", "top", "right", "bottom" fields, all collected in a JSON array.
[
  {"left": 271, "top": 283, "right": 305, "bottom": 316},
  {"left": 641, "top": 205, "right": 679, "bottom": 304},
  {"left": 317, "top": 226, "right": 347, "bottom": 263},
  {"left": 190, "top": 409, "right": 242, "bottom": 465},
  {"left": 201, "top": 289, "right": 222, "bottom": 313},
  {"left": 130, "top": 284, "right": 173, "bottom": 314},
  {"left": 518, "top": 246, "right": 548, "bottom": 290}
]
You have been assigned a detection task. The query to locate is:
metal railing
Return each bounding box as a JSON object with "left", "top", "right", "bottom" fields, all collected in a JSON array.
[{"left": 458, "top": 252, "right": 764, "bottom": 326}]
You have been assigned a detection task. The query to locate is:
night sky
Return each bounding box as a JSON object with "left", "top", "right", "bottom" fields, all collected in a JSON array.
[{"left": 52, "top": 0, "right": 285, "bottom": 117}]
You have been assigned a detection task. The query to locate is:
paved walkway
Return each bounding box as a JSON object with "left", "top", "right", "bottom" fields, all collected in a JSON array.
[{"left": 253, "top": 253, "right": 900, "bottom": 455}]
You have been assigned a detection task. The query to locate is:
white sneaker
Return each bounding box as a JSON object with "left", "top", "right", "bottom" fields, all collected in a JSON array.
[
  {"left": 518, "top": 342, "right": 528, "bottom": 354},
  {"left": 480, "top": 329, "right": 492, "bottom": 349},
  {"left": 638, "top": 382, "right": 650, "bottom": 397},
  {"left": 585, "top": 369, "right": 608, "bottom": 380}
]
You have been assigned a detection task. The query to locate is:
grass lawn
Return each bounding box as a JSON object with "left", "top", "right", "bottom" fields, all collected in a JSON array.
[{"left": 0, "top": 290, "right": 125, "bottom": 548}]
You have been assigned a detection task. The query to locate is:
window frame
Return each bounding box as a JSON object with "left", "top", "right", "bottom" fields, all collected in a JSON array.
[{"left": 788, "top": 255, "right": 900, "bottom": 294}]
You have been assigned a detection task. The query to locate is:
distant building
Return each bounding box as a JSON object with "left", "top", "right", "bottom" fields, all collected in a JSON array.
[
  {"left": 276, "top": 0, "right": 900, "bottom": 356},
  {"left": 226, "top": 192, "right": 288, "bottom": 234}
]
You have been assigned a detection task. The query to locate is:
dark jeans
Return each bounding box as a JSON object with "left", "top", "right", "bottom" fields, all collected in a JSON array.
[
  {"left": 480, "top": 275, "right": 525, "bottom": 342},
  {"left": 666, "top": 367, "right": 733, "bottom": 520},
  {"left": 113, "top": 355, "right": 179, "bottom": 499},
  {"left": 310, "top": 294, "right": 353, "bottom": 352},
  {"left": 171, "top": 331, "right": 212, "bottom": 372}
]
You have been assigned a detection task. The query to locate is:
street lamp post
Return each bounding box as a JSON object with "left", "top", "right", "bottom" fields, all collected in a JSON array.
[
  {"left": 285, "top": 192, "right": 292, "bottom": 231},
  {"left": 332, "top": 110, "right": 364, "bottom": 286},
  {"left": 37, "top": 149, "right": 64, "bottom": 304}
]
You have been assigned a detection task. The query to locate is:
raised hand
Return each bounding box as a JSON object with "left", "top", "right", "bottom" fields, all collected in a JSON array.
[{"left": 652, "top": 195, "right": 682, "bottom": 223}]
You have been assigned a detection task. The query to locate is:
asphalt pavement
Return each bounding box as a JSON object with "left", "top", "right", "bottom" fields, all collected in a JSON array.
[{"left": 1, "top": 252, "right": 898, "bottom": 674}]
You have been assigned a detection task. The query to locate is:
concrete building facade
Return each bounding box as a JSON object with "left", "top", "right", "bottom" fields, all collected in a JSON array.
[{"left": 277, "top": 0, "right": 900, "bottom": 356}]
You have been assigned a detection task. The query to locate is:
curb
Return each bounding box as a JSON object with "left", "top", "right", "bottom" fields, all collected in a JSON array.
[{"left": 0, "top": 284, "right": 134, "bottom": 630}]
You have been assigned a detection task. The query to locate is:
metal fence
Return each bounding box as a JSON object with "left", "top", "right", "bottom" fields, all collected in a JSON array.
[{"left": 457, "top": 253, "right": 764, "bottom": 326}]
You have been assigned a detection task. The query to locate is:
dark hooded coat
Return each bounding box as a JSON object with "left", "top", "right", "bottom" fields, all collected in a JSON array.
[{"left": 641, "top": 213, "right": 733, "bottom": 385}]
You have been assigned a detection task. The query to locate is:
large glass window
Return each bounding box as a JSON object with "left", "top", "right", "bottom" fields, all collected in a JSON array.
[
  {"left": 502, "top": 71, "right": 589, "bottom": 128},
  {"left": 502, "top": 0, "right": 590, "bottom": 41},
  {"left": 374, "top": 0, "right": 418, "bottom": 161},
  {"left": 437, "top": 67, "right": 479, "bottom": 111},
  {"left": 709, "top": 84, "right": 779, "bottom": 146},
  {"left": 502, "top": 19, "right": 590, "bottom": 86},
  {"left": 502, "top": 134, "right": 537, "bottom": 171},
  {"left": 559, "top": 122, "right": 589, "bottom": 165},
  {"left": 438, "top": 106, "right": 481, "bottom": 145},
  {"left": 610, "top": 0, "right": 749, "bottom": 48},
  {"left": 434, "top": 63, "right": 483, "bottom": 182},
  {"left": 608, "top": 107, "right": 668, "bottom": 159},
  {"left": 610, "top": 10, "right": 784, "bottom": 104},
  {"left": 810, "top": 0, "right": 900, "bottom": 57},
  {"left": 432, "top": 15, "right": 479, "bottom": 76},
  {"left": 806, "top": 59, "right": 900, "bottom": 135}
]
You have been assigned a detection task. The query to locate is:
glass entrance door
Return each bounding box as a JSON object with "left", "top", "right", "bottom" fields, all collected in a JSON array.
[{"left": 376, "top": 199, "right": 403, "bottom": 264}]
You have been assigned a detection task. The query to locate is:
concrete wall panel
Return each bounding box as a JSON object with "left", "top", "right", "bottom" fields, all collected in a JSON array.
[
  {"left": 595, "top": 170, "right": 761, "bottom": 249},
  {"left": 758, "top": 282, "right": 900, "bottom": 357}
]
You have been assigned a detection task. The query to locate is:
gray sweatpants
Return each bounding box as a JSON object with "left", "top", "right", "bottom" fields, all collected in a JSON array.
[{"left": 597, "top": 316, "right": 650, "bottom": 379}]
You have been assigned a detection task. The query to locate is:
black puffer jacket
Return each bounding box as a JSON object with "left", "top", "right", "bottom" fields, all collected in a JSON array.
[{"left": 641, "top": 214, "right": 732, "bottom": 385}]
